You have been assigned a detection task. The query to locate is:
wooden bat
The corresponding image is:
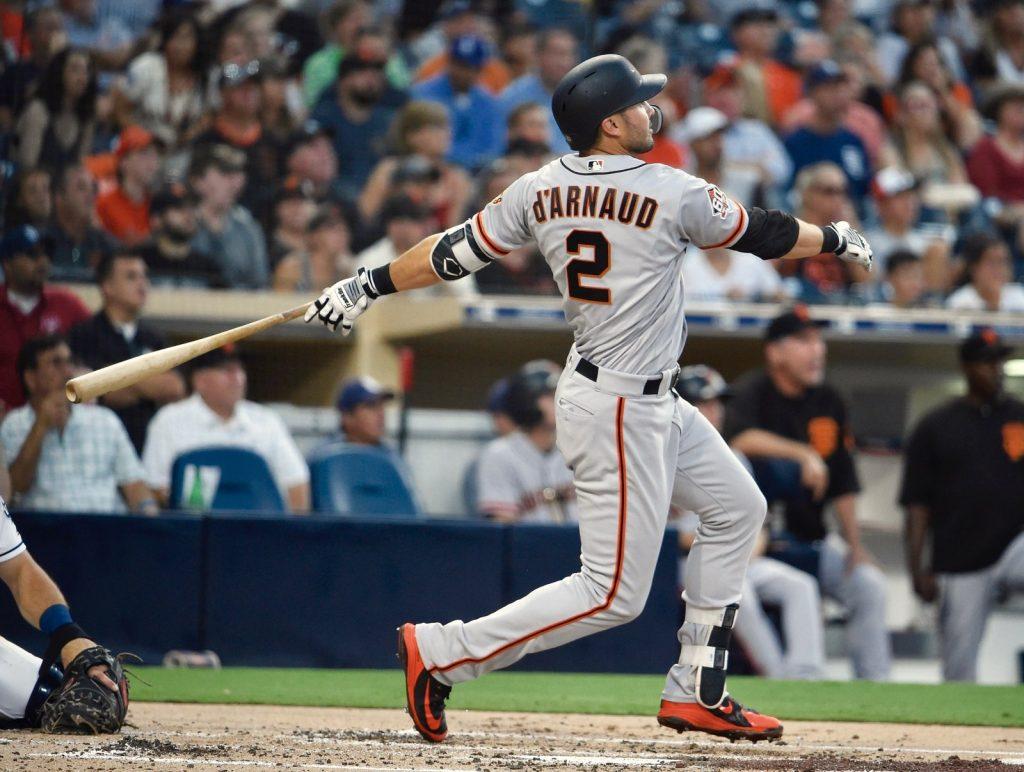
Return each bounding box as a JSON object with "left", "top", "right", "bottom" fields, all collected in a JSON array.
[{"left": 65, "top": 302, "right": 312, "bottom": 404}]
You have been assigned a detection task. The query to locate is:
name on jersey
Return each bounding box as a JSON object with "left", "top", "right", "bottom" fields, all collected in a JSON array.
[{"left": 532, "top": 185, "right": 658, "bottom": 228}]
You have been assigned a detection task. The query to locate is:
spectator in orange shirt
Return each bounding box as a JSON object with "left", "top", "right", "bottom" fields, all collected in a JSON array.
[
  {"left": 415, "top": 1, "right": 510, "bottom": 94},
  {"left": 726, "top": 8, "right": 802, "bottom": 128},
  {"left": 96, "top": 125, "right": 161, "bottom": 246}
]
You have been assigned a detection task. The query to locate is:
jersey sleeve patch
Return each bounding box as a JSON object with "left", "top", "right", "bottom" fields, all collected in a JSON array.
[
  {"left": 698, "top": 195, "right": 748, "bottom": 250},
  {"left": 706, "top": 185, "right": 733, "bottom": 220}
]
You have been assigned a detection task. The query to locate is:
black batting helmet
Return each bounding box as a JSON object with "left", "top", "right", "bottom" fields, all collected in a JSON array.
[
  {"left": 674, "top": 365, "right": 731, "bottom": 405},
  {"left": 504, "top": 368, "right": 557, "bottom": 430},
  {"left": 551, "top": 54, "right": 666, "bottom": 151}
]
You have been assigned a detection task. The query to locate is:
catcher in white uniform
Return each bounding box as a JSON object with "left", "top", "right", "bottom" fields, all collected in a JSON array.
[{"left": 307, "top": 54, "right": 872, "bottom": 743}]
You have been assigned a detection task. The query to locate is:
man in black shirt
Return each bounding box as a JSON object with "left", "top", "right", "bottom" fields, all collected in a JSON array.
[
  {"left": 68, "top": 251, "right": 185, "bottom": 452},
  {"left": 139, "top": 188, "right": 226, "bottom": 289},
  {"left": 900, "top": 329, "right": 1024, "bottom": 681},
  {"left": 45, "top": 163, "right": 115, "bottom": 283},
  {"left": 724, "top": 307, "right": 891, "bottom": 680}
]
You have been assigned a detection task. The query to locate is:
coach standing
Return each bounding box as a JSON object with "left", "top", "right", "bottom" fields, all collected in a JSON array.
[
  {"left": 725, "top": 306, "right": 891, "bottom": 681},
  {"left": 900, "top": 329, "right": 1024, "bottom": 682}
]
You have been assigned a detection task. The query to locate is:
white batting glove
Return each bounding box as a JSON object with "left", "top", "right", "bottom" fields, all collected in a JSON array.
[
  {"left": 304, "top": 267, "right": 375, "bottom": 335},
  {"left": 830, "top": 221, "right": 873, "bottom": 272}
]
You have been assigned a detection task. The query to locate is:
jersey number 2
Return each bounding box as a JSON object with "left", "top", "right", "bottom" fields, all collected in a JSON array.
[{"left": 566, "top": 230, "right": 611, "bottom": 304}]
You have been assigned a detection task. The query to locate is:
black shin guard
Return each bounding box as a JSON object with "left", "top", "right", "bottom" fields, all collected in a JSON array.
[{"left": 693, "top": 604, "right": 738, "bottom": 709}]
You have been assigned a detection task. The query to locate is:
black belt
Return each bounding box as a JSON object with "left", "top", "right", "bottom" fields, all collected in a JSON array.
[{"left": 575, "top": 357, "right": 680, "bottom": 395}]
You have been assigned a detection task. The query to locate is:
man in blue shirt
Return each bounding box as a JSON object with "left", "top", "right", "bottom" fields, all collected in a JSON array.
[
  {"left": 784, "top": 61, "right": 871, "bottom": 204},
  {"left": 411, "top": 36, "right": 505, "bottom": 171},
  {"left": 311, "top": 47, "right": 398, "bottom": 199},
  {"left": 499, "top": 28, "right": 578, "bottom": 154}
]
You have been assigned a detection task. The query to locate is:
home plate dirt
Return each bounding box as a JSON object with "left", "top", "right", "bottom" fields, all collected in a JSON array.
[{"left": 3, "top": 703, "right": 1023, "bottom": 771}]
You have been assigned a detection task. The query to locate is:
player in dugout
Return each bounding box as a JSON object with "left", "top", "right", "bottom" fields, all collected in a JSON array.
[{"left": 307, "top": 54, "right": 872, "bottom": 743}]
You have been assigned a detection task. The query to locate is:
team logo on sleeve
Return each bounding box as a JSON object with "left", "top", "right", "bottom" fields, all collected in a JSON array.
[
  {"left": 706, "top": 185, "right": 733, "bottom": 220},
  {"left": 490, "top": 195, "right": 503, "bottom": 205}
]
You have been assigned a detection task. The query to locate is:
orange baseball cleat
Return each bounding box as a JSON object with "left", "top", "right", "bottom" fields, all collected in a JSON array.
[
  {"left": 657, "top": 696, "right": 783, "bottom": 742},
  {"left": 397, "top": 623, "right": 451, "bottom": 743}
]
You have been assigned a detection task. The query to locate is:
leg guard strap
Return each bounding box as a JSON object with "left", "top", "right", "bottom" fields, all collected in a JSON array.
[{"left": 689, "top": 603, "right": 738, "bottom": 709}]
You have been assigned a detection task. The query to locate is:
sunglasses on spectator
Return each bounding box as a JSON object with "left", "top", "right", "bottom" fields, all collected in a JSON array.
[{"left": 811, "top": 185, "right": 848, "bottom": 196}]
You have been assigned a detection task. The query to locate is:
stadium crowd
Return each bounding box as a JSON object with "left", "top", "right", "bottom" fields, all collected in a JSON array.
[{"left": 1, "top": 0, "right": 1023, "bottom": 685}]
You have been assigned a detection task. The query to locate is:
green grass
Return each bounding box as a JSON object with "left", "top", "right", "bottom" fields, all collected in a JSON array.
[{"left": 130, "top": 667, "right": 1024, "bottom": 728}]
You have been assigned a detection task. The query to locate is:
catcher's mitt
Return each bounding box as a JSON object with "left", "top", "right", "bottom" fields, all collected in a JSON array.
[{"left": 40, "top": 646, "right": 129, "bottom": 734}]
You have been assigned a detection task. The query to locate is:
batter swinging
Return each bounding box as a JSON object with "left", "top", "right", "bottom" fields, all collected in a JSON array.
[{"left": 306, "top": 55, "right": 873, "bottom": 743}]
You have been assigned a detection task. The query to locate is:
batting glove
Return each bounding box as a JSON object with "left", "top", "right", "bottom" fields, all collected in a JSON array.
[
  {"left": 305, "top": 267, "right": 376, "bottom": 335},
  {"left": 829, "top": 221, "right": 873, "bottom": 272}
]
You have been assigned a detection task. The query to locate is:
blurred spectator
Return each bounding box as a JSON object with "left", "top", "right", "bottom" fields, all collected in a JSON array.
[
  {"left": 876, "top": 0, "right": 966, "bottom": 86},
  {"left": 140, "top": 186, "right": 225, "bottom": 289},
  {"left": 273, "top": 206, "right": 353, "bottom": 293},
  {"left": 901, "top": 329, "right": 1024, "bottom": 682},
  {"left": 310, "top": 45, "right": 397, "bottom": 198},
  {"left": 884, "top": 81, "right": 969, "bottom": 187},
  {"left": 1, "top": 335, "right": 153, "bottom": 514},
  {"left": 500, "top": 22, "right": 538, "bottom": 83},
  {"left": 866, "top": 250, "right": 930, "bottom": 309},
  {"left": 967, "top": 0, "right": 1024, "bottom": 88},
  {"left": 895, "top": 41, "right": 980, "bottom": 151},
  {"left": 725, "top": 8, "right": 801, "bottom": 128},
  {"left": 116, "top": 9, "right": 206, "bottom": 147},
  {"left": 269, "top": 183, "right": 317, "bottom": 270},
  {"left": 194, "top": 59, "right": 278, "bottom": 225},
  {"left": 414, "top": 0, "right": 510, "bottom": 94},
  {"left": 304, "top": 1, "right": 411, "bottom": 107},
  {"left": 0, "top": 7, "right": 64, "bottom": 129},
  {"left": 697, "top": 65, "right": 792, "bottom": 193},
  {"left": 68, "top": 251, "right": 185, "bottom": 452},
  {"left": 498, "top": 28, "right": 578, "bottom": 154},
  {"left": 946, "top": 233, "right": 1024, "bottom": 312},
  {"left": 95, "top": 125, "right": 161, "bottom": 246},
  {"left": 485, "top": 377, "right": 515, "bottom": 437},
  {"left": 784, "top": 61, "right": 871, "bottom": 203},
  {"left": 282, "top": 119, "right": 340, "bottom": 203},
  {"left": 58, "top": 0, "right": 134, "bottom": 73},
  {"left": 475, "top": 243, "right": 558, "bottom": 296},
  {"left": 682, "top": 247, "right": 785, "bottom": 303},
  {"left": 15, "top": 47, "right": 96, "bottom": 174},
  {"left": 142, "top": 346, "right": 310, "bottom": 512},
  {"left": 967, "top": 83, "right": 1024, "bottom": 243},
  {"left": 356, "top": 195, "right": 477, "bottom": 299},
  {"left": 360, "top": 101, "right": 471, "bottom": 228},
  {"left": 189, "top": 144, "right": 269, "bottom": 289},
  {"left": 4, "top": 168, "right": 53, "bottom": 230},
  {"left": 677, "top": 107, "right": 764, "bottom": 208},
  {"left": 674, "top": 364, "right": 825, "bottom": 680},
  {"left": 475, "top": 371, "right": 575, "bottom": 523},
  {"left": 863, "top": 167, "right": 953, "bottom": 291},
  {"left": 411, "top": 35, "right": 505, "bottom": 170},
  {"left": 726, "top": 308, "right": 891, "bottom": 681},
  {"left": 46, "top": 163, "right": 114, "bottom": 283},
  {"left": 0, "top": 226, "right": 90, "bottom": 411},
  {"left": 506, "top": 101, "right": 551, "bottom": 151},
  {"left": 783, "top": 163, "right": 857, "bottom": 301},
  {"left": 257, "top": 55, "right": 302, "bottom": 154},
  {"left": 637, "top": 93, "right": 686, "bottom": 169},
  {"left": 781, "top": 61, "right": 887, "bottom": 168}
]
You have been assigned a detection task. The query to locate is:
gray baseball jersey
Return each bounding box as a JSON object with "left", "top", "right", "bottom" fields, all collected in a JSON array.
[
  {"left": 469, "top": 154, "right": 748, "bottom": 374},
  {"left": 475, "top": 432, "right": 576, "bottom": 523}
]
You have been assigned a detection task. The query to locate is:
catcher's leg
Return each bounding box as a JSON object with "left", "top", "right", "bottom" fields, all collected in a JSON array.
[{"left": 0, "top": 635, "right": 61, "bottom": 728}]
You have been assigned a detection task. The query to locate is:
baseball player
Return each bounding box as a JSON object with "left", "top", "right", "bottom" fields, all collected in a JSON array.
[
  {"left": 307, "top": 54, "right": 872, "bottom": 742},
  {"left": 0, "top": 494, "right": 129, "bottom": 732}
]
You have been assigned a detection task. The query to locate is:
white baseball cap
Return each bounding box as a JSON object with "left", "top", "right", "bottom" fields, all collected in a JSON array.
[{"left": 677, "top": 107, "right": 729, "bottom": 144}]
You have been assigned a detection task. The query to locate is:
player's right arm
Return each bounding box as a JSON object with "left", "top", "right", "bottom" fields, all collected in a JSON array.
[{"left": 307, "top": 175, "right": 533, "bottom": 333}]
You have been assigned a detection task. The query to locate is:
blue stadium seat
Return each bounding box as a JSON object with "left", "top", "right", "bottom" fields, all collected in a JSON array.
[
  {"left": 169, "top": 446, "right": 286, "bottom": 514},
  {"left": 308, "top": 443, "right": 420, "bottom": 518}
]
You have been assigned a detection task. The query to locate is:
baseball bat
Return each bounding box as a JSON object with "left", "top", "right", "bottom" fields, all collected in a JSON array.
[{"left": 65, "top": 302, "right": 312, "bottom": 404}]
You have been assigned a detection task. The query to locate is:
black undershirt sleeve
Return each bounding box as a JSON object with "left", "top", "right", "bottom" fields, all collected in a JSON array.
[{"left": 730, "top": 207, "right": 801, "bottom": 261}]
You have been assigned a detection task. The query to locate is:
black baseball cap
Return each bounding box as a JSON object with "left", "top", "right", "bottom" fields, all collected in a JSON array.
[
  {"left": 286, "top": 119, "right": 334, "bottom": 154},
  {"left": 0, "top": 224, "right": 45, "bottom": 261},
  {"left": 150, "top": 185, "right": 196, "bottom": 215},
  {"left": 765, "top": 305, "right": 827, "bottom": 342},
  {"left": 731, "top": 7, "right": 778, "bottom": 28},
  {"left": 675, "top": 365, "right": 731, "bottom": 404},
  {"left": 380, "top": 195, "right": 432, "bottom": 224},
  {"left": 960, "top": 328, "right": 1013, "bottom": 363},
  {"left": 190, "top": 344, "right": 243, "bottom": 373}
]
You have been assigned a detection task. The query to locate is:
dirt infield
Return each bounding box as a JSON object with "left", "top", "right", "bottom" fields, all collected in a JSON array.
[{"left": 3, "top": 702, "right": 1023, "bottom": 771}]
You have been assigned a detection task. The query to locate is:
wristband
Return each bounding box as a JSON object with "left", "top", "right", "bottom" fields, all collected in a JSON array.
[
  {"left": 40, "top": 604, "right": 72, "bottom": 634},
  {"left": 362, "top": 264, "right": 397, "bottom": 299},
  {"left": 820, "top": 225, "right": 841, "bottom": 254},
  {"left": 43, "top": 622, "right": 89, "bottom": 667}
]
